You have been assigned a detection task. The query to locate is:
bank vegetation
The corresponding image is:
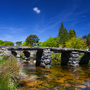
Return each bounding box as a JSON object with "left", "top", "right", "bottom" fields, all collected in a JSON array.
[{"left": 0, "top": 55, "right": 21, "bottom": 90}]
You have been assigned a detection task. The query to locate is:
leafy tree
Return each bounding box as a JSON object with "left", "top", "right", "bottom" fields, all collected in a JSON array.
[
  {"left": 2, "top": 41, "right": 14, "bottom": 46},
  {"left": 36, "top": 42, "right": 42, "bottom": 47},
  {"left": 82, "top": 35, "right": 87, "bottom": 41},
  {"left": 0, "top": 40, "right": 4, "bottom": 46},
  {"left": 87, "top": 33, "right": 90, "bottom": 46},
  {"left": 82, "top": 34, "right": 90, "bottom": 48},
  {"left": 25, "top": 35, "right": 39, "bottom": 46},
  {"left": 15, "top": 41, "right": 22, "bottom": 46},
  {"left": 87, "top": 33, "right": 90, "bottom": 41},
  {"left": 42, "top": 37, "right": 60, "bottom": 47},
  {"left": 87, "top": 33, "right": 90, "bottom": 50},
  {"left": 65, "top": 37, "right": 87, "bottom": 49},
  {"left": 20, "top": 41, "right": 27, "bottom": 46},
  {"left": 68, "top": 29, "right": 76, "bottom": 39},
  {"left": 58, "top": 22, "right": 69, "bottom": 47}
]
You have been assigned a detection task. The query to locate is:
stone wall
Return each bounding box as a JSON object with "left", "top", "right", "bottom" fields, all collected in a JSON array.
[
  {"left": 61, "top": 51, "right": 79, "bottom": 67},
  {"left": 40, "top": 49, "right": 51, "bottom": 68},
  {"left": 68, "top": 52, "right": 79, "bottom": 66}
]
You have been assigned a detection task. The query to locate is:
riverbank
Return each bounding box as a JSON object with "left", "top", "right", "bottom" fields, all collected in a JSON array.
[
  {"left": 0, "top": 55, "right": 39, "bottom": 90},
  {"left": 0, "top": 55, "right": 21, "bottom": 90}
]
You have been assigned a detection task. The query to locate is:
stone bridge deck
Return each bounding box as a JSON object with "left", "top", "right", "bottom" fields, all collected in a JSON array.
[
  {"left": 6, "top": 46, "right": 90, "bottom": 52},
  {"left": 4, "top": 46, "right": 90, "bottom": 68}
]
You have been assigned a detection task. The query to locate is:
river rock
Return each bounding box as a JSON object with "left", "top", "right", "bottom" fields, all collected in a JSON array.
[
  {"left": 40, "top": 62, "right": 46, "bottom": 68},
  {"left": 19, "top": 76, "right": 36, "bottom": 85}
]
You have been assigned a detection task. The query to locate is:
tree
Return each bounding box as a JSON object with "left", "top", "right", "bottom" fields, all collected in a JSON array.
[
  {"left": 82, "top": 34, "right": 90, "bottom": 47},
  {"left": 25, "top": 35, "right": 39, "bottom": 46},
  {"left": 65, "top": 37, "right": 87, "bottom": 49},
  {"left": 87, "top": 33, "right": 90, "bottom": 46},
  {"left": 87, "top": 33, "right": 90, "bottom": 49},
  {"left": 15, "top": 41, "right": 22, "bottom": 46},
  {"left": 0, "top": 40, "right": 4, "bottom": 46},
  {"left": 82, "top": 35, "right": 87, "bottom": 41},
  {"left": 42, "top": 37, "right": 60, "bottom": 47},
  {"left": 87, "top": 33, "right": 90, "bottom": 41},
  {"left": 20, "top": 41, "right": 27, "bottom": 46},
  {"left": 2, "top": 41, "right": 14, "bottom": 46},
  {"left": 68, "top": 29, "right": 76, "bottom": 39},
  {"left": 36, "top": 42, "right": 42, "bottom": 47},
  {"left": 58, "top": 22, "right": 69, "bottom": 47}
]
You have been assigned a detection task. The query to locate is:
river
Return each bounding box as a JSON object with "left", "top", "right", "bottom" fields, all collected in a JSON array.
[{"left": 18, "top": 59, "right": 90, "bottom": 90}]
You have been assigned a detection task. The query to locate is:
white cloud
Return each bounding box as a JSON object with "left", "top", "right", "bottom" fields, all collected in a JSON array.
[{"left": 33, "top": 7, "right": 41, "bottom": 14}]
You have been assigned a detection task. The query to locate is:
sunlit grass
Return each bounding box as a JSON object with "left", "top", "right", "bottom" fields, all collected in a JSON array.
[{"left": 0, "top": 55, "right": 21, "bottom": 90}]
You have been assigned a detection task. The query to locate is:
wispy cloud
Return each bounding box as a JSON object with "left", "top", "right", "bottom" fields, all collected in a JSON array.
[
  {"left": 33, "top": 7, "right": 41, "bottom": 14},
  {"left": 0, "top": 26, "right": 26, "bottom": 42},
  {"left": 9, "top": 27, "right": 26, "bottom": 33},
  {"left": 0, "top": 26, "right": 26, "bottom": 34},
  {"left": 4, "top": 34, "right": 12, "bottom": 39},
  {"left": 39, "top": 3, "right": 90, "bottom": 34},
  {"left": 36, "top": 7, "right": 76, "bottom": 32},
  {"left": 0, "top": 34, "right": 13, "bottom": 41},
  {"left": 83, "top": 16, "right": 86, "bottom": 17}
]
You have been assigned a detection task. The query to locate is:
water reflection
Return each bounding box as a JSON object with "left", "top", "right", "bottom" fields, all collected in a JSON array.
[{"left": 18, "top": 58, "right": 90, "bottom": 90}]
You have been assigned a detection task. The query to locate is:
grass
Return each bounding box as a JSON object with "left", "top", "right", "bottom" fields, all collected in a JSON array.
[
  {"left": 0, "top": 48, "right": 4, "bottom": 50},
  {"left": 51, "top": 53, "right": 61, "bottom": 65},
  {"left": 0, "top": 55, "right": 21, "bottom": 90},
  {"left": 51, "top": 52, "right": 87, "bottom": 65},
  {"left": 78, "top": 53, "right": 84, "bottom": 60},
  {"left": 88, "top": 60, "right": 90, "bottom": 64}
]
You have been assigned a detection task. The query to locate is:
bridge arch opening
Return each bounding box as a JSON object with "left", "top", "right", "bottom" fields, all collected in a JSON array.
[
  {"left": 23, "top": 51, "right": 30, "bottom": 57},
  {"left": 11, "top": 51, "right": 17, "bottom": 57}
]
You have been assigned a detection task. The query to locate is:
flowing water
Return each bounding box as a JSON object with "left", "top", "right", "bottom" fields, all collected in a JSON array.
[{"left": 18, "top": 59, "right": 90, "bottom": 90}]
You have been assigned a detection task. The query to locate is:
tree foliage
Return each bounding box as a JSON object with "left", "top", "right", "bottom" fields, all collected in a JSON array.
[
  {"left": 25, "top": 35, "right": 39, "bottom": 46},
  {"left": 15, "top": 41, "right": 22, "bottom": 46},
  {"left": 82, "top": 34, "right": 90, "bottom": 47},
  {"left": 0, "top": 40, "right": 4, "bottom": 45},
  {"left": 20, "top": 41, "right": 27, "bottom": 46},
  {"left": 87, "top": 33, "right": 90, "bottom": 46},
  {"left": 36, "top": 42, "right": 42, "bottom": 47},
  {"left": 65, "top": 37, "right": 87, "bottom": 49},
  {"left": 68, "top": 29, "right": 76, "bottom": 39},
  {"left": 87, "top": 33, "right": 90, "bottom": 41},
  {"left": 42, "top": 37, "right": 60, "bottom": 47},
  {"left": 58, "top": 22, "right": 69, "bottom": 47},
  {"left": 0, "top": 40, "right": 14, "bottom": 46}
]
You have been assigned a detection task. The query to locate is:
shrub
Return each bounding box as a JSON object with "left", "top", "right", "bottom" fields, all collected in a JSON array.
[
  {"left": 51, "top": 53, "right": 61, "bottom": 65},
  {"left": 89, "top": 45, "right": 90, "bottom": 50},
  {"left": 65, "top": 37, "right": 87, "bottom": 49},
  {"left": 20, "top": 53, "right": 25, "bottom": 57}
]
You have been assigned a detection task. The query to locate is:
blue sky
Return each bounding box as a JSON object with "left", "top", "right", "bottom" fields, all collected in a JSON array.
[{"left": 0, "top": 0, "right": 90, "bottom": 43}]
